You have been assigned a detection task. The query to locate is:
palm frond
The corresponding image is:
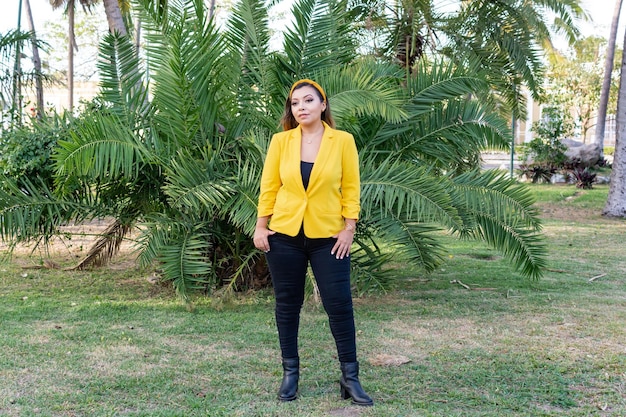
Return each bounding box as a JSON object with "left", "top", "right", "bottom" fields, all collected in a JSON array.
[
  {"left": 0, "top": 29, "right": 35, "bottom": 55},
  {"left": 322, "top": 62, "right": 408, "bottom": 126},
  {"left": 222, "top": 0, "right": 279, "bottom": 130},
  {"left": 216, "top": 131, "right": 266, "bottom": 236},
  {"left": 143, "top": 0, "right": 226, "bottom": 146},
  {"left": 349, "top": 242, "right": 395, "bottom": 294},
  {"left": 443, "top": 0, "right": 549, "bottom": 106},
  {"left": 448, "top": 170, "right": 546, "bottom": 279},
  {"left": 359, "top": 157, "right": 461, "bottom": 229},
  {"left": 368, "top": 61, "right": 497, "bottom": 147},
  {"left": 363, "top": 216, "right": 446, "bottom": 273},
  {"left": 0, "top": 176, "right": 77, "bottom": 245},
  {"left": 134, "top": 0, "right": 172, "bottom": 27},
  {"left": 282, "top": 0, "right": 357, "bottom": 75},
  {"left": 224, "top": 0, "right": 271, "bottom": 87},
  {"left": 161, "top": 148, "right": 234, "bottom": 214},
  {"left": 497, "top": 29, "right": 545, "bottom": 101},
  {"left": 408, "top": 60, "right": 491, "bottom": 116},
  {"left": 395, "top": 99, "right": 510, "bottom": 170},
  {"left": 137, "top": 215, "right": 212, "bottom": 300},
  {"left": 539, "top": 0, "right": 587, "bottom": 45},
  {"left": 364, "top": 60, "right": 511, "bottom": 172},
  {"left": 70, "top": 219, "right": 132, "bottom": 269},
  {"left": 54, "top": 113, "right": 150, "bottom": 180},
  {"left": 97, "top": 31, "right": 150, "bottom": 117},
  {"left": 375, "top": 0, "right": 442, "bottom": 67}
]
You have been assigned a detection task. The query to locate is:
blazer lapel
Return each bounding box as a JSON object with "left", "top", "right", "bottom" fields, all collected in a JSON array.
[
  {"left": 289, "top": 127, "right": 307, "bottom": 194},
  {"left": 308, "top": 123, "right": 333, "bottom": 192}
]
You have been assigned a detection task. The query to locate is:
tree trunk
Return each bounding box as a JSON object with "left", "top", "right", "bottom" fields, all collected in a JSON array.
[
  {"left": 135, "top": 18, "right": 141, "bottom": 57},
  {"left": 595, "top": 0, "right": 623, "bottom": 152},
  {"left": 603, "top": 26, "right": 626, "bottom": 217},
  {"left": 12, "top": 0, "right": 24, "bottom": 126},
  {"left": 103, "top": 0, "right": 127, "bottom": 36},
  {"left": 68, "top": 0, "right": 75, "bottom": 110},
  {"left": 23, "top": 0, "right": 44, "bottom": 119},
  {"left": 209, "top": 0, "right": 216, "bottom": 20}
]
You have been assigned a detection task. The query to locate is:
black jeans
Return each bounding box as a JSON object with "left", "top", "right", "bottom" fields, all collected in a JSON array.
[{"left": 265, "top": 230, "right": 357, "bottom": 363}]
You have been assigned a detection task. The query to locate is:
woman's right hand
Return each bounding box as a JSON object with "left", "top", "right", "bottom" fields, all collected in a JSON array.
[{"left": 253, "top": 227, "right": 276, "bottom": 252}]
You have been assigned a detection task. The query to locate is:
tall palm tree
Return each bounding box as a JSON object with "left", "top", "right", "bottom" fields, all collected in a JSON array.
[
  {"left": 103, "top": 0, "right": 127, "bottom": 35},
  {"left": 49, "top": 0, "right": 99, "bottom": 110},
  {"left": 442, "top": 0, "right": 587, "bottom": 119},
  {"left": 363, "top": 0, "right": 586, "bottom": 120},
  {"left": 1, "top": 30, "right": 42, "bottom": 126},
  {"left": 0, "top": 0, "right": 547, "bottom": 299},
  {"left": 603, "top": 16, "right": 626, "bottom": 218},
  {"left": 23, "top": 0, "right": 44, "bottom": 119},
  {"left": 595, "top": 0, "right": 623, "bottom": 153}
]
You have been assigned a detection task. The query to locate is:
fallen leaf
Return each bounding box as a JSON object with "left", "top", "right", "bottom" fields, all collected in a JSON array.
[{"left": 368, "top": 354, "right": 411, "bottom": 366}]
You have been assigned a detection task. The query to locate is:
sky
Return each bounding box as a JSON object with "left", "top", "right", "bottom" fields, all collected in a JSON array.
[
  {"left": 1, "top": 0, "right": 624, "bottom": 47},
  {"left": 2, "top": 0, "right": 64, "bottom": 32}
]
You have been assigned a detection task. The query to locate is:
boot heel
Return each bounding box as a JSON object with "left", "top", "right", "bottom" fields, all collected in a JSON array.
[
  {"left": 278, "top": 358, "right": 299, "bottom": 402},
  {"left": 340, "top": 384, "right": 350, "bottom": 400},
  {"left": 339, "top": 362, "right": 374, "bottom": 406}
]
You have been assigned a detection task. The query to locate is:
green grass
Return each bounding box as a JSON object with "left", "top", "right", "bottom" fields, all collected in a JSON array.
[{"left": 1, "top": 184, "right": 625, "bottom": 416}]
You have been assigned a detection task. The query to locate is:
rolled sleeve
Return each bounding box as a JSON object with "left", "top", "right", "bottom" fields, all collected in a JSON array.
[
  {"left": 341, "top": 135, "right": 360, "bottom": 220},
  {"left": 257, "top": 135, "right": 281, "bottom": 217}
]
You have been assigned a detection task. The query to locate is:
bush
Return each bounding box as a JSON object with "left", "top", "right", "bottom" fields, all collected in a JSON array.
[
  {"left": 0, "top": 121, "right": 60, "bottom": 188},
  {"left": 518, "top": 163, "right": 557, "bottom": 184},
  {"left": 518, "top": 107, "right": 571, "bottom": 183},
  {"left": 562, "top": 158, "right": 599, "bottom": 189}
]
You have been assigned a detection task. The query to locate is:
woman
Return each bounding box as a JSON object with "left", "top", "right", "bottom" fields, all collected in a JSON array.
[{"left": 253, "top": 79, "right": 373, "bottom": 406}]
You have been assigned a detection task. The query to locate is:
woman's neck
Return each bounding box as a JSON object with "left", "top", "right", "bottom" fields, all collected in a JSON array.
[{"left": 300, "top": 122, "right": 324, "bottom": 136}]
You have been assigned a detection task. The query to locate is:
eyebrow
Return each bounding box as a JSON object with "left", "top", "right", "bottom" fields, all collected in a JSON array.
[{"left": 292, "top": 94, "right": 315, "bottom": 100}]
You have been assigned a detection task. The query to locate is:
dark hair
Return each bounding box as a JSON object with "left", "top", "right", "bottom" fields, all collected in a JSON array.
[{"left": 279, "top": 82, "right": 335, "bottom": 131}]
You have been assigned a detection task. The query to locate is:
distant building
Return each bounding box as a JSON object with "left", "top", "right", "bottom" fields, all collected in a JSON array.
[{"left": 22, "top": 80, "right": 99, "bottom": 116}]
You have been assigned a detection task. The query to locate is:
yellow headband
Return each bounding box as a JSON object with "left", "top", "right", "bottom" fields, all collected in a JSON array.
[{"left": 289, "top": 79, "right": 327, "bottom": 102}]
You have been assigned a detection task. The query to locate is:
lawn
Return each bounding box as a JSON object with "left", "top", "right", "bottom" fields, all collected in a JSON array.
[{"left": 1, "top": 184, "right": 624, "bottom": 416}]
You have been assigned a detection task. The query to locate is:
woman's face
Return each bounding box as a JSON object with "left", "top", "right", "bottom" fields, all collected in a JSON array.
[{"left": 290, "top": 85, "right": 326, "bottom": 127}]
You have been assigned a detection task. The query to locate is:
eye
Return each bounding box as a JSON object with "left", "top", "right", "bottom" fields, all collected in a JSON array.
[{"left": 305, "top": 98, "right": 313, "bottom": 103}]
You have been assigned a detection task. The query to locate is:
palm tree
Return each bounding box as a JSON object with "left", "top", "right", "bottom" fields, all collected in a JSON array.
[
  {"left": 359, "top": 0, "right": 586, "bottom": 115},
  {"left": 103, "top": 0, "right": 127, "bottom": 35},
  {"left": 23, "top": 0, "right": 44, "bottom": 119},
  {"left": 603, "top": 14, "right": 626, "bottom": 218},
  {"left": 0, "top": 0, "right": 547, "bottom": 299},
  {"left": 442, "top": 0, "right": 587, "bottom": 120},
  {"left": 595, "top": 0, "right": 623, "bottom": 153},
  {"left": 1, "top": 29, "right": 42, "bottom": 126},
  {"left": 49, "top": 0, "right": 99, "bottom": 110}
]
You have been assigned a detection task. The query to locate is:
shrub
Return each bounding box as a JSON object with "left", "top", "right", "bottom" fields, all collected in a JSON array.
[
  {"left": 0, "top": 119, "right": 63, "bottom": 188},
  {"left": 518, "top": 163, "right": 557, "bottom": 184},
  {"left": 571, "top": 167, "right": 596, "bottom": 189},
  {"left": 562, "top": 158, "right": 600, "bottom": 189},
  {"left": 518, "top": 106, "right": 571, "bottom": 183}
]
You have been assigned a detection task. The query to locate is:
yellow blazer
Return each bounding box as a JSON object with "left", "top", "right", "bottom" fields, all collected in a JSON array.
[{"left": 257, "top": 122, "right": 360, "bottom": 238}]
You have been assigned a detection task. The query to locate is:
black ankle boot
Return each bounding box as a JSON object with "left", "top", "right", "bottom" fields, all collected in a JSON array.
[
  {"left": 339, "top": 361, "right": 373, "bottom": 406},
  {"left": 278, "top": 357, "right": 299, "bottom": 401}
]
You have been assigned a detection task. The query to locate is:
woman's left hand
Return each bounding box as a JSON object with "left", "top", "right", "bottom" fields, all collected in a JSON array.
[{"left": 331, "top": 229, "right": 354, "bottom": 260}]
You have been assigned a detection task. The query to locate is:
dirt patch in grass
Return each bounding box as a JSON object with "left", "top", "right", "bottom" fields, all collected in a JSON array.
[
  {"left": 327, "top": 408, "right": 366, "bottom": 416},
  {"left": 533, "top": 187, "right": 620, "bottom": 224},
  {"left": 536, "top": 203, "right": 606, "bottom": 222}
]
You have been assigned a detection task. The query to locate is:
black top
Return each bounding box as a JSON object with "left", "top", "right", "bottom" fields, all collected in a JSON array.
[{"left": 300, "top": 161, "right": 314, "bottom": 190}]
